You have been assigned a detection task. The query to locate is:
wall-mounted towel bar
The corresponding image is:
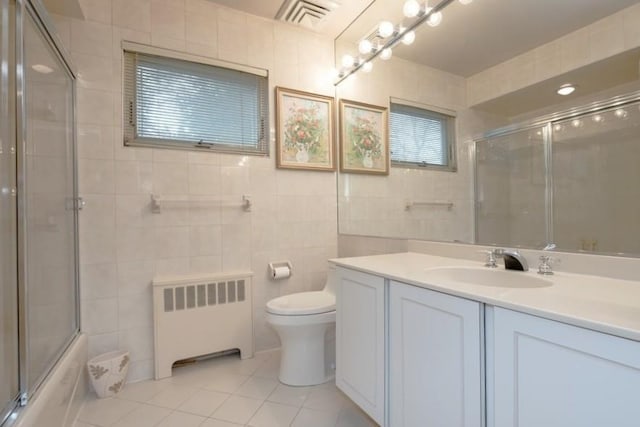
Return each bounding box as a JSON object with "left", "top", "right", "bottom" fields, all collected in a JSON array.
[
  {"left": 405, "top": 200, "right": 454, "bottom": 211},
  {"left": 150, "top": 194, "right": 252, "bottom": 213}
]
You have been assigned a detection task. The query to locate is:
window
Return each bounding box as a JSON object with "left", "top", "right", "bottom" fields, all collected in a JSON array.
[
  {"left": 389, "top": 101, "right": 456, "bottom": 170},
  {"left": 123, "top": 44, "right": 268, "bottom": 155}
]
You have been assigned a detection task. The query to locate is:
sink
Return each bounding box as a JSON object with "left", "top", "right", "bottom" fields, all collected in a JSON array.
[{"left": 424, "top": 266, "right": 553, "bottom": 288}]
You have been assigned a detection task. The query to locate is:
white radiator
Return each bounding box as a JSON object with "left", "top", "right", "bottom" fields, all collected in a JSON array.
[{"left": 152, "top": 271, "right": 254, "bottom": 379}]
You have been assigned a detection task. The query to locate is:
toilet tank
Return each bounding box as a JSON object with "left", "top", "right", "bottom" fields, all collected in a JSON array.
[{"left": 323, "top": 266, "right": 337, "bottom": 295}]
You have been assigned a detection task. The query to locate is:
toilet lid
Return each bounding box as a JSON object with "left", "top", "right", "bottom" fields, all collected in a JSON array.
[{"left": 266, "top": 291, "right": 336, "bottom": 315}]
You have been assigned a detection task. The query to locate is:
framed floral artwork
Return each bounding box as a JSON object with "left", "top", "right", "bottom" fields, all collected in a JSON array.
[
  {"left": 275, "top": 87, "right": 336, "bottom": 171},
  {"left": 339, "top": 99, "right": 389, "bottom": 175}
]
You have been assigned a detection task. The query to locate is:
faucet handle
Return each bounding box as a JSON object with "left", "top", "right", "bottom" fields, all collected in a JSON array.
[
  {"left": 478, "top": 249, "right": 500, "bottom": 268},
  {"left": 538, "top": 254, "right": 560, "bottom": 275}
]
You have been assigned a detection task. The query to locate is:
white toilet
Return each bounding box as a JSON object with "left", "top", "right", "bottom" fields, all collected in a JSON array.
[{"left": 265, "top": 269, "right": 337, "bottom": 386}]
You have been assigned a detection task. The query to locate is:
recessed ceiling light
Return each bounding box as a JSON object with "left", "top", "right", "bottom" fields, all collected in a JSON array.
[
  {"left": 31, "top": 64, "right": 53, "bottom": 74},
  {"left": 556, "top": 84, "right": 576, "bottom": 96}
]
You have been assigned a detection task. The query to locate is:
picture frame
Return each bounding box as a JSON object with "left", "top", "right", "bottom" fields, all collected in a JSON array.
[
  {"left": 339, "top": 99, "right": 389, "bottom": 175},
  {"left": 275, "top": 87, "right": 336, "bottom": 171}
]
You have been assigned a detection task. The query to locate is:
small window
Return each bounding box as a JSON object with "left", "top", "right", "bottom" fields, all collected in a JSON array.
[
  {"left": 389, "top": 102, "right": 456, "bottom": 170},
  {"left": 123, "top": 46, "right": 268, "bottom": 155}
]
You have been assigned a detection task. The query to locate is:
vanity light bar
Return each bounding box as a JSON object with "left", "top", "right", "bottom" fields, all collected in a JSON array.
[{"left": 335, "top": 0, "right": 456, "bottom": 85}]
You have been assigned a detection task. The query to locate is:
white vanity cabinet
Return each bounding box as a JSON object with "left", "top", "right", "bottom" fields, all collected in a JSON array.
[
  {"left": 389, "top": 281, "right": 483, "bottom": 427},
  {"left": 335, "top": 267, "right": 386, "bottom": 425},
  {"left": 489, "top": 307, "right": 640, "bottom": 427}
]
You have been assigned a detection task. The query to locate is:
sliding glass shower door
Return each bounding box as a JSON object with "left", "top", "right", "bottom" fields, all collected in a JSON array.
[
  {"left": 1, "top": 1, "right": 78, "bottom": 422},
  {"left": 1, "top": 0, "right": 20, "bottom": 423},
  {"left": 20, "top": 2, "right": 78, "bottom": 391}
]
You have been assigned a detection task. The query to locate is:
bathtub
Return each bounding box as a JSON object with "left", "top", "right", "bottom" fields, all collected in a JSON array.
[{"left": 10, "top": 333, "right": 88, "bottom": 427}]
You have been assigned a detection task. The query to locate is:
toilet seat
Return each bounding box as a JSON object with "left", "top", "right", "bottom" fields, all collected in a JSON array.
[{"left": 266, "top": 291, "right": 335, "bottom": 316}]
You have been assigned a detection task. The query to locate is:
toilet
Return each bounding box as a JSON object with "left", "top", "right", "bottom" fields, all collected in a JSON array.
[{"left": 265, "top": 269, "right": 337, "bottom": 386}]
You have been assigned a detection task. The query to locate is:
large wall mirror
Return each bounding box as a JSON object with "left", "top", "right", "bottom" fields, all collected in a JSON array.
[{"left": 335, "top": 0, "right": 640, "bottom": 256}]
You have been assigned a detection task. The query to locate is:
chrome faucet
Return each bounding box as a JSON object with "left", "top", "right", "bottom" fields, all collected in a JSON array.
[{"left": 502, "top": 249, "right": 528, "bottom": 271}]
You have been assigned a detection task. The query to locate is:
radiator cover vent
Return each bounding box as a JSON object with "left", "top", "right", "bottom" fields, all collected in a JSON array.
[{"left": 152, "top": 272, "right": 254, "bottom": 379}]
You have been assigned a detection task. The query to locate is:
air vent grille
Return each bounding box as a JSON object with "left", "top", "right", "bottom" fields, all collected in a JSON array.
[
  {"left": 276, "top": 0, "right": 340, "bottom": 29},
  {"left": 163, "top": 280, "right": 246, "bottom": 312}
]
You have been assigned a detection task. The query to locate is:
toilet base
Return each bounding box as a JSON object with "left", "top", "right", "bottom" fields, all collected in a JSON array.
[{"left": 266, "top": 311, "right": 336, "bottom": 387}]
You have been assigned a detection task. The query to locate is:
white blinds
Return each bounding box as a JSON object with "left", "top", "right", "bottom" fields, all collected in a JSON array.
[
  {"left": 123, "top": 51, "right": 268, "bottom": 155},
  {"left": 390, "top": 102, "right": 453, "bottom": 167}
]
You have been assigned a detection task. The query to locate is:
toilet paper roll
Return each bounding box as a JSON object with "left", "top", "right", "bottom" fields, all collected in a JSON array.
[{"left": 272, "top": 266, "right": 291, "bottom": 280}]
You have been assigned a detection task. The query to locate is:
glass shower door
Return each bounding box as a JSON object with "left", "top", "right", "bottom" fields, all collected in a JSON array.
[
  {"left": 20, "top": 5, "right": 78, "bottom": 390},
  {"left": 475, "top": 126, "right": 547, "bottom": 248},
  {"left": 1, "top": 0, "right": 20, "bottom": 422}
]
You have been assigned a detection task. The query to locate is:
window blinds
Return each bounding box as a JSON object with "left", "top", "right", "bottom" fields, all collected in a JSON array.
[
  {"left": 390, "top": 102, "right": 454, "bottom": 168},
  {"left": 123, "top": 50, "right": 268, "bottom": 155}
]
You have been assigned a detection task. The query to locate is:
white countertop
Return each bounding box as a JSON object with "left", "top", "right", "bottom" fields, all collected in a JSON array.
[{"left": 330, "top": 252, "right": 640, "bottom": 342}]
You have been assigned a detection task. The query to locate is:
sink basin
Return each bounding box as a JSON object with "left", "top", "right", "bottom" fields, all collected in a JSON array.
[{"left": 424, "top": 266, "right": 553, "bottom": 288}]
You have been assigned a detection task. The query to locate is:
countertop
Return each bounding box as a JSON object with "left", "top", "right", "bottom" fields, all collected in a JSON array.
[{"left": 330, "top": 252, "right": 640, "bottom": 342}]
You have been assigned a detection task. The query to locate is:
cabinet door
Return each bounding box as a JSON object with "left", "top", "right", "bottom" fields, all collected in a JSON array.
[
  {"left": 390, "top": 282, "right": 483, "bottom": 427},
  {"left": 491, "top": 307, "right": 640, "bottom": 427},
  {"left": 336, "top": 267, "right": 386, "bottom": 425}
]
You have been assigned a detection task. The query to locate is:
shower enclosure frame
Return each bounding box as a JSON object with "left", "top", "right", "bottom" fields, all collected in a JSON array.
[
  {"left": 473, "top": 89, "right": 640, "bottom": 251},
  {"left": 2, "top": 0, "right": 80, "bottom": 423}
]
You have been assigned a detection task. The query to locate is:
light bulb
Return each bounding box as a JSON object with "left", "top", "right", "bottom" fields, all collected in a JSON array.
[
  {"left": 378, "top": 21, "right": 395, "bottom": 38},
  {"left": 403, "top": 0, "right": 421, "bottom": 18},
  {"left": 427, "top": 10, "right": 442, "bottom": 27},
  {"left": 328, "top": 67, "right": 339, "bottom": 80},
  {"left": 402, "top": 30, "right": 416, "bottom": 45},
  {"left": 571, "top": 119, "right": 582, "bottom": 128},
  {"left": 358, "top": 39, "right": 373, "bottom": 55},
  {"left": 341, "top": 54, "right": 354, "bottom": 68},
  {"left": 592, "top": 114, "right": 604, "bottom": 123},
  {"left": 380, "top": 48, "right": 393, "bottom": 60},
  {"left": 459, "top": 0, "right": 473, "bottom": 4},
  {"left": 556, "top": 84, "right": 576, "bottom": 96},
  {"left": 362, "top": 61, "right": 373, "bottom": 73},
  {"left": 553, "top": 124, "right": 562, "bottom": 132},
  {"left": 614, "top": 108, "right": 628, "bottom": 119}
]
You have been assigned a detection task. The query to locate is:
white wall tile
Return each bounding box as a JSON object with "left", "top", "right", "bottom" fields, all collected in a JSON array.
[
  {"left": 71, "top": 19, "right": 112, "bottom": 58},
  {"left": 113, "top": 0, "right": 151, "bottom": 33},
  {"left": 78, "top": 0, "right": 111, "bottom": 24}
]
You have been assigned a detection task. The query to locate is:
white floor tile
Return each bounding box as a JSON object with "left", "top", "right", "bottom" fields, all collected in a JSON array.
[
  {"left": 77, "top": 397, "right": 141, "bottom": 426},
  {"left": 291, "top": 407, "right": 340, "bottom": 427},
  {"left": 156, "top": 411, "right": 206, "bottom": 427},
  {"left": 303, "top": 386, "right": 349, "bottom": 412},
  {"left": 147, "top": 383, "right": 199, "bottom": 409},
  {"left": 112, "top": 403, "right": 172, "bottom": 427},
  {"left": 199, "top": 419, "right": 243, "bottom": 427},
  {"left": 177, "top": 389, "right": 230, "bottom": 417},
  {"left": 211, "top": 395, "right": 263, "bottom": 425},
  {"left": 267, "top": 383, "right": 311, "bottom": 407},
  {"left": 247, "top": 401, "right": 300, "bottom": 427},
  {"left": 336, "top": 403, "right": 378, "bottom": 427},
  {"left": 252, "top": 357, "right": 280, "bottom": 380},
  {"left": 202, "top": 372, "right": 250, "bottom": 394},
  {"left": 235, "top": 376, "right": 279, "bottom": 400},
  {"left": 116, "top": 379, "right": 171, "bottom": 403}
]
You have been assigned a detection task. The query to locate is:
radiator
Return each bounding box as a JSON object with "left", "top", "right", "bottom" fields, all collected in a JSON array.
[{"left": 152, "top": 271, "right": 254, "bottom": 379}]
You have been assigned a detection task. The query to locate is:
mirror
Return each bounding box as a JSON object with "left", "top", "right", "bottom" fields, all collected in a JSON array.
[{"left": 335, "top": 0, "right": 640, "bottom": 256}]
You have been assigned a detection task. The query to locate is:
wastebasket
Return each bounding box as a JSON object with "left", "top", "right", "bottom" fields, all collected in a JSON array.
[{"left": 87, "top": 350, "right": 130, "bottom": 398}]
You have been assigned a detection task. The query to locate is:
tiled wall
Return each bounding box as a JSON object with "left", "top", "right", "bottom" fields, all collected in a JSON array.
[
  {"left": 52, "top": 0, "right": 337, "bottom": 382},
  {"left": 467, "top": 2, "right": 640, "bottom": 106}
]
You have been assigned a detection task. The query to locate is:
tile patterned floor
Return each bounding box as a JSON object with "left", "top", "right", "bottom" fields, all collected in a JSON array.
[{"left": 74, "top": 351, "right": 377, "bottom": 427}]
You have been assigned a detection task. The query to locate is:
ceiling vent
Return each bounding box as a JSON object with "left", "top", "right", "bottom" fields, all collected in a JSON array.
[{"left": 276, "top": 0, "right": 341, "bottom": 30}]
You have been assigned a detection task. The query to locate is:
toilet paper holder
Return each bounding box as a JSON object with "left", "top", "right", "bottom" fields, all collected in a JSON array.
[{"left": 268, "top": 261, "right": 292, "bottom": 280}]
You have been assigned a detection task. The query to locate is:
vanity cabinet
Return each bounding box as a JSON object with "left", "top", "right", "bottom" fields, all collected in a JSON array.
[
  {"left": 389, "top": 281, "right": 483, "bottom": 427},
  {"left": 335, "top": 267, "right": 386, "bottom": 425},
  {"left": 489, "top": 307, "right": 640, "bottom": 427}
]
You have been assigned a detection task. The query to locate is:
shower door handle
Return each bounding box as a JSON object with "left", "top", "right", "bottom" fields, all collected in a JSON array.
[{"left": 66, "top": 197, "right": 85, "bottom": 211}]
